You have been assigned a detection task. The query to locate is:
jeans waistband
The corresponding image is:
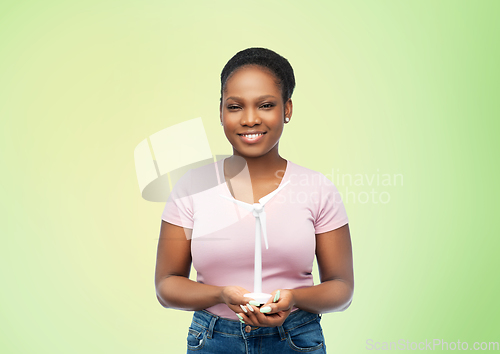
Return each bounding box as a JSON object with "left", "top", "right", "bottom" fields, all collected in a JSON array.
[{"left": 191, "top": 309, "right": 321, "bottom": 340}]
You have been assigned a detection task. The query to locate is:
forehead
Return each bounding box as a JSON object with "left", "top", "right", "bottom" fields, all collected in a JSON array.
[{"left": 225, "top": 65, "right": 279, "bottom": 94}]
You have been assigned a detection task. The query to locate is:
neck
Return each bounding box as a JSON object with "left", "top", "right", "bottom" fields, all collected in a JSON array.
[{"left": 227, "top": 150, "right": 286, "bottom": 180}]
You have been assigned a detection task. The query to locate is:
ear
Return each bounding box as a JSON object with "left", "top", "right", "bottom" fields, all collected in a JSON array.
[
  {"left": 219, "top": 101, "right": 223, "bottom": 121},
  {"left": 285, "top": 99, "right": 293, "bottom": 121}
]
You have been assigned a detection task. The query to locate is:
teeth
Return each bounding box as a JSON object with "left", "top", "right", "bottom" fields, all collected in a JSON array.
[{"left": 242, "top": 133, "right": 264, "bottom": 138}]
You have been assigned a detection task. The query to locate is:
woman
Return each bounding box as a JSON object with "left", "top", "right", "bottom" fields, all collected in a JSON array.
[{"left": 155, "top": 47, "right": 354, "bottom": 353}]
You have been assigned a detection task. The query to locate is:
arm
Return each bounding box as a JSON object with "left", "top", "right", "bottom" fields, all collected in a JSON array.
[
  {"left": 291, "top": 223, "right": 354, "bottom": 313},
  {"left": 155, "top": 220, "right": 224, "bottom": 311}
]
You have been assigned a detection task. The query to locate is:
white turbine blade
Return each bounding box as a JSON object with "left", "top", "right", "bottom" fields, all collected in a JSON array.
[
  {"left": 219, "top": 194, "right": 254, "bottom": 212},
  {"left": 254, "top": 217, "right": 262, "bottom": 293},
  {"left": 259, "top": 180, "right": 291, "bottom": 205},
  {"left": 259, "top": 211, "right": 269, "bottom": 250}
]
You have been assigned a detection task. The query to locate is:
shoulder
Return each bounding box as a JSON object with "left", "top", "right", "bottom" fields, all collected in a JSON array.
[
  {"left": 172, "top": 160, "right": 222, "bottom": 196},
  {"left": 287, "top": 160, "right": 332, "bottom": 188}
]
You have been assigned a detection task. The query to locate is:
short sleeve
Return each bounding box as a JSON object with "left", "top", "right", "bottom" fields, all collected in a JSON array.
[
  {"left": 313, "top": 174, "right": 349, "bottom": 234},
  {"left": 161, "top": 169, "right": 194, "bottom": 229}
]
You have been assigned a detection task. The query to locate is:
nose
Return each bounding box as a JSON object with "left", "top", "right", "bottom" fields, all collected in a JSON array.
[{"left": 241, "top": 107, "right": 261, "bottom": 126}]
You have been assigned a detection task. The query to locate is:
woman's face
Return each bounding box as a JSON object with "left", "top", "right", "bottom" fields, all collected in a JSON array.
[{"left": 220, "top": 65, "right": 292, "bottom": 159}]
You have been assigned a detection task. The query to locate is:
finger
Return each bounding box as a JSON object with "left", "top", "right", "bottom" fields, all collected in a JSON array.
[
  {"left": 262, "top": 290, "right": 281, "bottom": 307},
  {"left": 248, "top": 311, "right": 284, "bottom": 327},
  {"left": 247, "top": 305, "right": 272, "bottom": 326},
  {"left": 239, "top": 312, "right": 258, "bottom": 326},
  {"left": 238, "top": 312, "right": 257, "bottom": 326},
  {"left": 261, "top": 297, "right": 292, "bottom": 314},
  {"left": 235, "top": 313, "right": 246, "bottom": 324},
  {"left": 246, "top": 303, "right": 255, "bottom": 313},
  {"left": 260, "top": 310, "right": 291, "bottom": 326},
  {"left": 239, "top": 304, "right": 248, "bottom": 314},
  {"left": 254, "top": 307, "right": 276, "bottom": 323},
  {"left": 244, "top": 311, "right": 266, "bottom": 327},
  {"left": 259, "top": 304, "right": 277, "bottom": 315},
  {"left": 273, "top": 290, "right": 281, "bottom": 303},
  {"left": 243, "top": 305, "right": 258, "bottom": 324}
]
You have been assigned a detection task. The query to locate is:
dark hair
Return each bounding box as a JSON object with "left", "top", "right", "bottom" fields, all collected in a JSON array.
[{"left": 220, "top": 47, "right": 295, "bottom": 105}]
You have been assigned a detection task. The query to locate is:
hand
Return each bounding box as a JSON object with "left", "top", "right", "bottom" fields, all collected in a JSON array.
[
  {"left": 220, "top": 285, "right": 253, "bottom": 315},
  {"left": 237, "top": 289, "right": 296, "bottom": 327}
]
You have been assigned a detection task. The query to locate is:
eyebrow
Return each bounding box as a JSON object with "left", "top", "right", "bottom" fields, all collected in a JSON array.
[{"left": 225, "top": 95, "right": 277, "bottom": 102}]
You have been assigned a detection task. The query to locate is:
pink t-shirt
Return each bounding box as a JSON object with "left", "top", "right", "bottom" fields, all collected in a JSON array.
[{"left": 161, "top": 158, "right": 349, "bottom": 320}]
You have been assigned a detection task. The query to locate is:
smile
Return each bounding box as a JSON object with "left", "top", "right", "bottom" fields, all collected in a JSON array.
[
  {"left": 240, "top": 133, "right": 265, "bottom": 138},
  {"left": 238, "top": 132, "right": 266, "bottom": 144}
]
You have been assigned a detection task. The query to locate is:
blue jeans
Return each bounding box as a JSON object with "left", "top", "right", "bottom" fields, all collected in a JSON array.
[{"left": 186, "top": 309, "right": 327, "bottom": 353}]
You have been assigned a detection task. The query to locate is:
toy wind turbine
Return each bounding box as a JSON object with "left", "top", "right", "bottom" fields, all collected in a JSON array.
[{"left": 219, "top": 180, "right": 291, "bottom": 304}]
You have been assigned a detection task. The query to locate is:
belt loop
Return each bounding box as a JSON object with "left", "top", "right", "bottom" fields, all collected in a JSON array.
[
  {"left": 207, "top": 315, "right": 218, "bottom": 339},
  {"left": 277, "top": 325, "right": 286, "bottom": 341}
]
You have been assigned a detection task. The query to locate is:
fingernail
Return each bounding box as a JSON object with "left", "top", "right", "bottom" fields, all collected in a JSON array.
[
  {"left": 236, "top": 313, "right": 244, "bottom": 320},
  {"left": 260, "top": 306, "right": 271, "bottom": 313},
  {"left": 240, "top": 304, "right": 248, "bottom": 313},
  {"left": 273, "top": 290, "right": 280, "bottom": 303},
  {"left": 246, "top": 304, "right": 254, "bottom": 312},
  {"left": 249, "top": 300, "right": 261, "bottom": 306}
]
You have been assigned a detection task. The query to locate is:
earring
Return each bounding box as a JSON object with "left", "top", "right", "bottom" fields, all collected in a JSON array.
[
  {"left": 285, "top": 117, "right": 290, "bottom": 123},
  {"left": 220, "top": 121, "right": 223, "bottom": 126}
]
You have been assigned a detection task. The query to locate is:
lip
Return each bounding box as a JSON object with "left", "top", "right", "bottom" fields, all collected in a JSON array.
[
  {"left": 238, "top": 131, "right": 267, "bottom": 135},
  {"left": 238, "top": 131, "right": 266, "bottom": 144}
]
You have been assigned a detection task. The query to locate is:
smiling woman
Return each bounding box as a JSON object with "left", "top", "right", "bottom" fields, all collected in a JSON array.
[{"left": 155, "top": 47, "right": 353, "bottom": 353}]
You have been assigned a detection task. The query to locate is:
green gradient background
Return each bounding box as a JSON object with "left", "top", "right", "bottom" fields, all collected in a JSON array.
[{"left": 1, "top": 1, "right": 498, "bottom": 353}]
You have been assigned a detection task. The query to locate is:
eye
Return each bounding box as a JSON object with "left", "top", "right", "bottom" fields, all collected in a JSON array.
[
  {"left": 261, "top": 103, "right": 275, "bottom": 109},
  {"left": 227, "top": 105, "right": 240, "bottom": 110}
]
